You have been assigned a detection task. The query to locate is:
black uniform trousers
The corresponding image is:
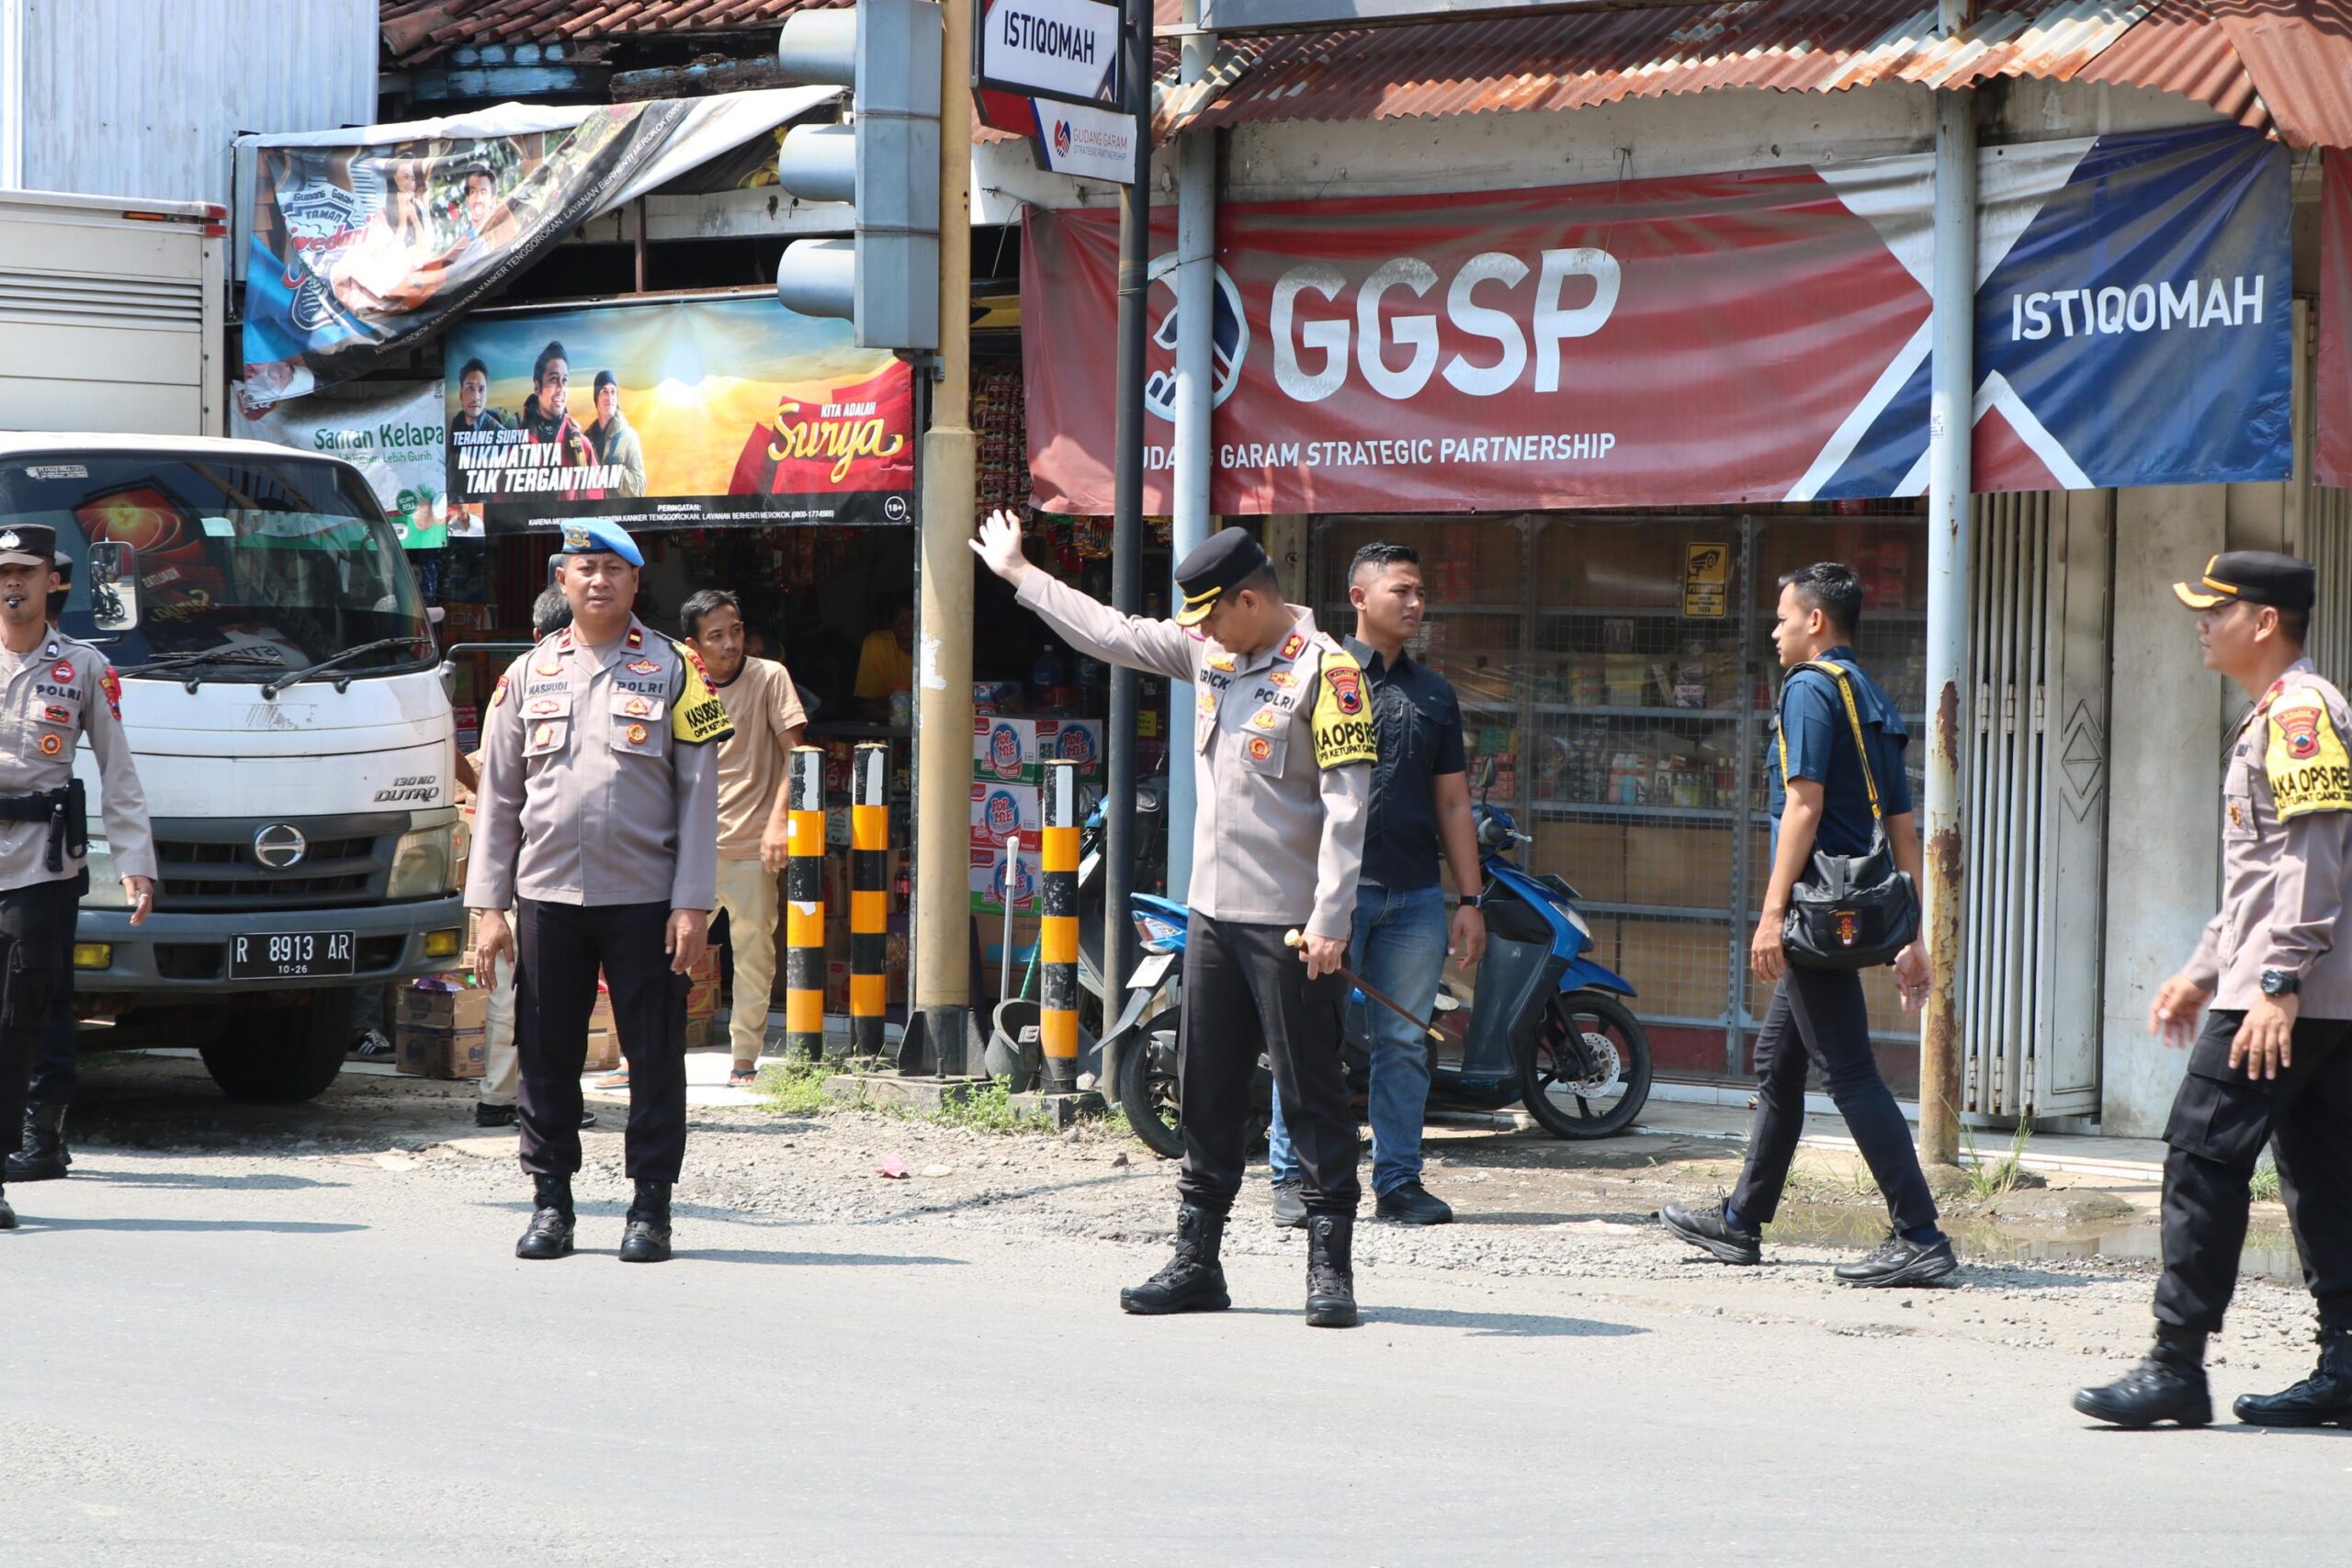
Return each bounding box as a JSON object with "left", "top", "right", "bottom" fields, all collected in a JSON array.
[
  {"left": 1176, "top": 914, "right": 1360, "bottom": 1218},
  {"left": 1730, "top": 966, "right": 1941, "bottom": 1236},
  {"left": 27, "top": 975, "right": 76, "bottom": 1109},
  {"left": 0, "top": 880, "right": 80, "bottom": 1167},
  {"left": 2156, "top": 1010, "right": 2352, "bottom": 1336},
  {"left": 515, "top": 898, "right": 689, "bottom": 1183}
]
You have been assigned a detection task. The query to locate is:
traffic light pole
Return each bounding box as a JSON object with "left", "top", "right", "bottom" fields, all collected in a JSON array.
[{"left": 910, "top": 0, "right": 978, "bottom": 1074}]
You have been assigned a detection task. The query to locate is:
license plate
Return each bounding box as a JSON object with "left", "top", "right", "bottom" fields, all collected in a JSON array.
[
  {"left": 1127, "top": 951, "right": 1174, "bottom": 991},
  {"left": 230, "top": 931, "right": 356, "bottom": 979}
]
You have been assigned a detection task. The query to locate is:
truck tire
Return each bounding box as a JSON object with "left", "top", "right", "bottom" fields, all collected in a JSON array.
[{"left": 200, "top": 988, "right": 357, "bottom": 1104}]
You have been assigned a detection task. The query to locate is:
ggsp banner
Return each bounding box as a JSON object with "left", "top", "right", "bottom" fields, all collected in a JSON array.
[
  {"left": 1023, "top": 125, "right": 2290, "bottom": 514},
  {"left": 2322, "top": 151, "right": 2352, "bottom": 491},
  {"left": 442, "top": 296, "right": 915, "bottom": 535}
]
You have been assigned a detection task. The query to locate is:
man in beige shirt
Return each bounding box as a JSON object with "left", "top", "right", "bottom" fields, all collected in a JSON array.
[{"left": 681, "top": 590, "right": 808, "bottom": 1083}]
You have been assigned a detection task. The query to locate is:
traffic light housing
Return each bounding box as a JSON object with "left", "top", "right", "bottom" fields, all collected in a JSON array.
[{"left": 773, "top": 0, "right": 942, "bottom": 352}]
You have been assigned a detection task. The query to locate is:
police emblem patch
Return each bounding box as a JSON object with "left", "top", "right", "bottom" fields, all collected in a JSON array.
[
  {"left": 1247, "top": 736, "right": 1273, "bottom": 761},
  {"left": 525, "top": 697, "right": 562, "bottom": 717},
  {"left": 627, "top": 658, "right": 662, "bottom": 675},
  {"left": 0, "top": 530, "right": 17, "bottom": 550},
  {"left": 51, "top": 659, "right": 74, "bottom": 683},
  {"left": 624, "top": 695, "right": 652, "bottom": 717},
  {"left": 39, "top": 733, "right": 62, "bottom": 756},
  {"left": 627, "top": 723, "right": 648, "bottom": 746},
  {"left": 1324, "top": 664, "right": 1364, "bottom": 716},
  {"left": 531, "top": 722, "right": 556, "bottom": 749},
  {"left": 1269, "top": 671, "right": 1297, "bottom": 688},
  {"left": 1248, "top": 707, "right": 1280, "bottom": 731},
  {"left": 561, "top": 524, "right": 592, "bottom": 550},
  {"left": 2267, "top": 693, "right": 2352, "bottom": 820},
  {"left": 535, "top": 660, "right": 561, "bottom": 677},
  {"left": 2278, "top": 707, "right": 2324, "bottom": 761},
  {"left": 98, "top": 666, "right": 120, "bottom": 719},
  {"left": 1278, "top": 632, "right": 1306, "bottom": 661},
  {"left": 2229, "top": 801, "right": 2245, "bottom": 829},
  {"left": 1205, "top": 651, "right": 1237, "bottom": 672},
  {"left": 1196, "top": 689, "right": 1216, "bottom": 713},
  {"left": 1834, "top": 910, "right": 1860, "bottom": 948},
  {"left": 491, "top": 675, "right": 510, "bottom": 707},
  {"left": 42, "top": 704, "right": 69, "bottom": 724}
]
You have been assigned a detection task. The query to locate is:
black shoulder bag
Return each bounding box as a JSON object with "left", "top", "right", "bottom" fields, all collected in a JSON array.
[{"left": 1778, "top": 660, "right": 1919, "bottom": 971}]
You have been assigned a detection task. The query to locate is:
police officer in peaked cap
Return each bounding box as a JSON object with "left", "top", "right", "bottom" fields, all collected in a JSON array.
[
  {"left": 467, "top": 519, "right": 734, "bottom": 1264},
  {"left": 974, "top": 512, "right": 1377, "bottom": 1327},
  {"left": 2078, "top": 551, "right": 2352, "bottom": 1428},
  {"left": 0, "top": 525, "right": 154, "bottom": 1229}
]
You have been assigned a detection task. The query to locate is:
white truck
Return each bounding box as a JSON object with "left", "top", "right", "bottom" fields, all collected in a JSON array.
[{"left": 1, "top": 195, "right": 464, "bottom": 1102}]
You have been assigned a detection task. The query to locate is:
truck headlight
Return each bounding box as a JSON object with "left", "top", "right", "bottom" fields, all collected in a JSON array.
[
  {"left": 80, "top": 838, "right": 130, "bottom": 908},
  {"left": 387, "top": 823, "right": 459, "bottom": 899}
]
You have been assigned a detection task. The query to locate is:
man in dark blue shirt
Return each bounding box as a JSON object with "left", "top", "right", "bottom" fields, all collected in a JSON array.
[
  {"left": 1267, "top": 542, "right": 1487, "bottom": 1227},
  {"left": 1662, "top": 561, "right": 1954, "bottom": 1286}
]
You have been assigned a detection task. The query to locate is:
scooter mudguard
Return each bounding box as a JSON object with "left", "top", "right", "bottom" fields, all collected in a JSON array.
[
  {"left": 1558, "top": 955, "right": 1635, "bottom": 998},
  {"left": 1460, "top": 933, "right": 1560, "bottom": 1080}
]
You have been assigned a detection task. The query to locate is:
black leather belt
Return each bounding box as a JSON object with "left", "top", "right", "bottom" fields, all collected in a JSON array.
[{"left": 0, "top": 781, "right": 86, "bottom": 871}]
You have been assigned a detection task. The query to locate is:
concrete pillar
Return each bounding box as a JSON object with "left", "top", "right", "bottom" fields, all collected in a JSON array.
[
  {"left": 2099, "top": 485, "right": 2227, "bottom": 1136},
  {"left": 1263, "top": 514, "right": 1310, "bottom": 604}
]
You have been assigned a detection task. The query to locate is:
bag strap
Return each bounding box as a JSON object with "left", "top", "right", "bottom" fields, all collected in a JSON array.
[{"left": 1780, "top": 660, "right": 1884, "bottom": 823}]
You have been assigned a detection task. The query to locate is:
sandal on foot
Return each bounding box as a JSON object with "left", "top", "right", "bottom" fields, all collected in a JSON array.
[{"left": 729, "top": 1066, "right": 760, "bottom": 1087}]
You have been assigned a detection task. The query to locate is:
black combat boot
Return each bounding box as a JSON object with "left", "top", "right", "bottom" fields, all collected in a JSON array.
[
  {"left": 2234, "top": 1327, "right": 2352, "bottom": 1427},
  {"left": 1120, "top": 1204, "right": 1231, "bottom": 1314},
  {"left": 617, "top": 1179, "right": 673, "bottom": 1263},
  {"left": 6, "top": 1105, "right": 70, "bottom": 1182},
  {"left": 514, "top": 1173, "right": 576, "bottom": 1260},
  {"left": 1306, "top": 1213, "right": 1360, "bottom": 1328},
  {"left": 0, "top": 1182, "right": 15, "bottom": 1231},
  {"left": 2073, "top": 1327, "right": 2211, "bottom": 1428}
]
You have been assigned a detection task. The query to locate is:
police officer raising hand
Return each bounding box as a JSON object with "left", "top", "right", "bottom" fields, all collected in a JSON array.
[{"left": 974, "top": 510, "right": 1376, "bottom": 1328}]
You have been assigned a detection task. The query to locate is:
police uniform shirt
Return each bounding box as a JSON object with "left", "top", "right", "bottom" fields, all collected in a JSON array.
[
  {"left": 1013, "top": 571, "right": 1373, "bottom": 938},
  {"left": 1, "top": 631, "right": 153, "bottom": 889},
  {"left": 2185, "top": 657, "right": 2352, "bottom": 1017},
  {"left": 464, "top": 617, "right": 733, "bottom": 912}
]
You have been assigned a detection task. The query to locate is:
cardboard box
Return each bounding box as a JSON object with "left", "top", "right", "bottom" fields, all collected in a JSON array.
[
  {"left": 1625, "top": 824, "right": 1737, "bottom": 910},
  {"left": 973, "top": 716, "right": 1106, "bottom": 784},
  {"left": 582, "top": 1029, "right": 620, "bottom": 1072},
  {"left": 971, "top": 843, "right": 1039, "bottom": 913},
  {"left": 396, "top": 1024, "right": 487, "bottom": 1079},
  {"left": 970, "top": 782, "right": 1043, "bottom": 851},
  {"left": 683, "top": 1015, "right": 722, "bottom": 1050},
  {"left": 397, "top": 978, "right": 491, "bottom": 1032},
  {"left": 1530, "top": 819, "right": 1627, "bottom": 905},
  {"left": 686, "top": 979, "right": 720, "bottom": 1019}
]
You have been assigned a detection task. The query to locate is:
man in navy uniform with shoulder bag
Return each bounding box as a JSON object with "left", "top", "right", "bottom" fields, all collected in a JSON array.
[{"left": 1661, "top": 562, "right": 1955, "bottom": 1287}]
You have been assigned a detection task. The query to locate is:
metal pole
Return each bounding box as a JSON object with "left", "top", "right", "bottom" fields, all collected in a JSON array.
[
  {"left": 1039, "top": 760, "right": 1082, "bottom": 1092},
  {"left": 1919, "top": 25, "right": 1976, "bottom": 1166},
  {"left": 1102, "top": 0, "right": 1153, "bottom": 1007},
  {"left": 1165, "top": 0, "right": 1216, "bottom": 903},
  {"left": 785, "top": 745, "right": 828, "bottom": 1062},
  {"left": 910, "top": 0, "right": 977, "bottom": 1074},
  {"left": 848, "top": 741, "right": 891, "bottom": 1060}
]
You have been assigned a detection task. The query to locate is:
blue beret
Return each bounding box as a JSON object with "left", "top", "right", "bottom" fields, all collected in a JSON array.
[{"left": 557, "top": 519, "right": 642, "bottom": 567}]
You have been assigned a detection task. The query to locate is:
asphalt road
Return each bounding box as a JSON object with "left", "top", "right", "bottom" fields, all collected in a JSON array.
[{"left": 6, "top": 1144, "right": 2351, "bottom": 1567}]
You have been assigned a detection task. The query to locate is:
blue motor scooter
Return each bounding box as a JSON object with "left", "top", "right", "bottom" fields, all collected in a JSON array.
[{"left": 1101, "top": 764, "right": 1653, "bottom": 1156}]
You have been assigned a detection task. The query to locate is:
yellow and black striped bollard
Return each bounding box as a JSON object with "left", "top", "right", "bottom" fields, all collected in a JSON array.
[
  {"left": 784, "top": 745, "right": 827, "bottom": 1062},
  {"left": 848, "top": 741, "right": 890, "bottom": 1060},
  {"left": 1038, "top": 760, "right": 1080, "bottom": 1094}
]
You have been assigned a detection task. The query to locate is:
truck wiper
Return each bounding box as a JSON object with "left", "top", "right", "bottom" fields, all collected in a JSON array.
[
  {"left": 120, "top": 646, "right": 288, "bottom": 690},
  {"left": 260, "top": 635, "right": 430, "bottom": 700}
]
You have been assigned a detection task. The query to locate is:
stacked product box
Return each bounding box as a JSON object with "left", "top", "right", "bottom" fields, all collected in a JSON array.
[
  {"left": 395, "top": 977, "right": 488, "bottom": 1079},
  {"left": 970, "top": 712, "right": 1102, "bottom": 914}
]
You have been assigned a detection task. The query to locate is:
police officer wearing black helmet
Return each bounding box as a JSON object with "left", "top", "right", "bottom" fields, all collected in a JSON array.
[{"left": 2077, "top": 551, "right": 2352, "bottom": 1429}]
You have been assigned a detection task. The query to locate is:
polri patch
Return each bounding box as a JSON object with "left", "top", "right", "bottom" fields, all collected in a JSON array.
[
  {"left": 39, "top": 732, "right": 62, "bottom": 756},
  {"left": 628, "top": 658, "right": 662, "bottom": 675},
  {"left": 1278, "top": 632, "right": 1306, "bottom": 661},
  {"left": 2267, "top": 691, "right": 2352, "bottom": 819}
]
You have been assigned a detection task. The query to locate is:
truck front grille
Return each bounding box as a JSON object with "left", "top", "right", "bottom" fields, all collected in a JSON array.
[{"left": 149, "top": 815, "right": 405, "bottom": 913}]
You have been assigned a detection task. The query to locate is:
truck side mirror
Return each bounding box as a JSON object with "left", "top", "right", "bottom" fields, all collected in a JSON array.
[{"left": 86, "top": 541, "right": 140, "bottom": 632}]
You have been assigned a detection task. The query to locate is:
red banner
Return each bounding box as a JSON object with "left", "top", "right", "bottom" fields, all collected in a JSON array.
[
  {"left": 2322, "top": 151, "right": 2352, "bottom": 490},
  {"left": 1023, "top": 168, "right": 1934, "bottom": 515}
]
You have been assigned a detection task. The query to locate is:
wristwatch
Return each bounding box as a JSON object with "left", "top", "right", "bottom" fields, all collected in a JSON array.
[
  {"left": 1458, "top": 895, "right": 1483, "bottom": 909},
  {"left": 2260, "top": 969, "right": 2301, "bottom": 998}
]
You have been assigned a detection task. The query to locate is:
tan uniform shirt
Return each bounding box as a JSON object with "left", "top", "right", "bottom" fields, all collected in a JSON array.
[
  {"left": 1014, "top": 571, "right": 1373, "bottom": 939},
  {"left": 2185, "top": 658, "right": 2352, "bottom": 1017},
  {"left": 1, "top": 631, "right": 153, "bottom": 888},
  {"left": 709, "top": 658, "right": 808, "bottom": 861},
  {"left": 463, "top": 617, "right": 733, "bottom": 913}
]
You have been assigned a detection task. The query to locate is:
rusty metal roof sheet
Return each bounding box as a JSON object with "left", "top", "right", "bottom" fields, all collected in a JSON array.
[
  {"left": 1158, "top": 0, "right": 2352, "bottom": 150},
  {"left": 382, "top": 0, "right": 854, "bottom": 66}
]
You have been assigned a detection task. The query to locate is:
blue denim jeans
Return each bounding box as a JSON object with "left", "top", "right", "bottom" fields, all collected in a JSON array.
[{"left": 1268, "top": 881, "right": 1450, "bottom": 1197}]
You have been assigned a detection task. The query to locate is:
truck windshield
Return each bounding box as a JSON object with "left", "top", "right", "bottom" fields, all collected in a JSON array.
[{"left": 0, "top": 452, "right": 430, "bottom": 680}]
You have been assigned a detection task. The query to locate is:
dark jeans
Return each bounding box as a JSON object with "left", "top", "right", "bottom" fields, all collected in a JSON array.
[
  {"left": 0, "top": 880, "right": 79, "bottom": 1161},
  {"left": 1176, "top": 915, "right": 1360, "bottom": 1218},
  {"left": 515, "top": 898, "right": 688, "bottom": 1183},
  {"left": 1730, "top": 966, "right": 1939, "bottom": 1236},
  {"left": 2156, "top": 1010, "right": 2352, "bottom": 1336}
]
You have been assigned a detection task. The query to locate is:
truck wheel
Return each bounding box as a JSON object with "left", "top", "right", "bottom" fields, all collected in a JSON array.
[{"left": 200, "top": 988, "right": 357, "bottom": 1104}]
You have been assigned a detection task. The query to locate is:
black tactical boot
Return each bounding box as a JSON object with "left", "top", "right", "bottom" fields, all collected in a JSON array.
[
  {"left": 1306, "top": 1213, "right": 1360, "bottom": 1328},
  {"left": 618, "top": 1179, "right": 673, "bottom": 1263},
  {"left": 514, "top": 1174, "right": 576, "bottom": 1260},
  {"left": 2234, "top": 1327, "right": 2352, "bottom": 1427},
  {"left": 0, "top": 1183, "right": 15, "bottom": 1230},
  {"left": 6, "top": 1105, "right": 70, "bottom": 1182},
  {"left": 2073, "top": 1328, "right": 2211, "bottom": 1428},
  {"left": 1120, "top": 1204, "right": 1231, "bottom": 1314}
]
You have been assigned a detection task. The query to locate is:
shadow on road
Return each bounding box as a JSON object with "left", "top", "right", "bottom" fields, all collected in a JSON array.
[
  {"left": 682, "top": 1248, "right": 969, "bottom": 1268},
  {"left": 16, "top": 1217, "right": 368, "bottom": 1235},
  {"left": 71, "top": 1170, "right": 350, "bottom": 1192},
  {"left": 1227, "top": 1304, "right": 1645, "bottom": 1338}
]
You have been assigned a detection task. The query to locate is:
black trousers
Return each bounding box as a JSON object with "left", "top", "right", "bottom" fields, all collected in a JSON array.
[
  {"left": 515, "top": 898, "right": 688, "bottom": 1183},
  {"left": 2157, "top": 1010, "right": 2352, "bottom": 1336},
  {"left": 0, "top": 880, "right": 79, "bottom": 1165},
  {"left": 1177, "top": 915, "right": 1359, "bottom": 1217},
  {"left": 27, "top": 983, "right": 76, "bottom": 1109},
  {"left": 1730, "top": 966, "right": 1940, "bottom": 1236}
]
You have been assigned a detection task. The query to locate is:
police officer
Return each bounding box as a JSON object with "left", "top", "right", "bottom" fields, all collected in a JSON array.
[
  {"left": 467, "top": 520, "right": 732, "bottom": 1264},
  {"left": 0, "top": 525, "right": 154, "bottom": 1228},
  {"left": 973, "top": 513, "right": 1375, "bottom": 1326},
  {"left": 7, "top": 551, "right": 91, "bottom": 1183},
  {"left": 2077, "top": 551, "right": 2352, "bottom": 1428}
]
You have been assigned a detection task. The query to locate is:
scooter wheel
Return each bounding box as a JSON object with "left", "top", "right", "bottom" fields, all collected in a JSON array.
[
  {"left": 1520, "top": 991, "right": 1652, "bottom": 1140},
  {"left": 1116, "top": 1010, "right": 1186, "bottom": 1160}
]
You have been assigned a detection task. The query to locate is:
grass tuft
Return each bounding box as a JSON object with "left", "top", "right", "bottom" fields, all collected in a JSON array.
[{"left": 1961, "top": 1118, "right": 2034, "bottom": 1201}]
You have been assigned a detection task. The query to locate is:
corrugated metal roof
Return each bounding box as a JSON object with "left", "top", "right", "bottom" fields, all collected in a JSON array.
[
  {"left": 1158, "top": 0, "right": 2352, "bottom": 150},
  {"left": 382, "top": 0, "right": 854, "bottom": 65}
]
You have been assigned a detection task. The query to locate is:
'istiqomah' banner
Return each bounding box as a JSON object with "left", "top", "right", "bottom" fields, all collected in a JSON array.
[{"left": 444, "top": 296, "right": 915, "bottom": 534}]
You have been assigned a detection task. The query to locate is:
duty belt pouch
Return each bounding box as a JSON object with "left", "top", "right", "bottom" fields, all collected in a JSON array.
[{"left": 1779, "top": 660, "right": 1919, "bottom": 972}]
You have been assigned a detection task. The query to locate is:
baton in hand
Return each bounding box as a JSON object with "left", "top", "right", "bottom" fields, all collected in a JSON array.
[{"left": 1283, "top": 929, "right": 1444, "bottom": 1044}]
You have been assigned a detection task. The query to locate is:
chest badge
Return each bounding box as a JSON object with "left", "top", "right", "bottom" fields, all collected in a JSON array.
[
  {"left": 531, "top": 722, "right": 557, "bottom": 749},
  {"left": 1248, "top": 706, "right": 1280, "bottom": 731},
  {"left": 50, "top": 659, "right": 74, "bottom": 683},
  {"left": 41, "top": 704, "right": 70, "bottom": 724},
  {"left": 628, "top": 658, "right": 662, "bottom": 675},
  {"left": 626, "top": 722, "right": 649, "bottom": 746},
  {"left": 525, "top": 696, "right": 563, "bottom": 717},
  {"left": 2229, "top": 801, "right": 2245, "bottom": 829},
  {"left": 1196, "top": 689, "right": 1216, "bottom": 713},
  {"left": 1277, "top": 632, "right": 1306, "bottom": 661},
  {"left": 1204, "top": 651, "right": 1236, "bottom": 673},
  {"left": 492, "top": 675, "right": 510, "bottom": 707},
  {"left": 1269, "top": 671, "right": 1297, "bottom": 688},
  {"left": 1246, "top": 736, "right": 1272, "bottom": 761},
  {"left": 39, "top": 732, "right": 63, "bottom": 756},
  {"left": 535, "top": 660, "right": 562, "bottom": 677},
  {"left": 623, "top": 695, "right": 653, "bottom": 717}
]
